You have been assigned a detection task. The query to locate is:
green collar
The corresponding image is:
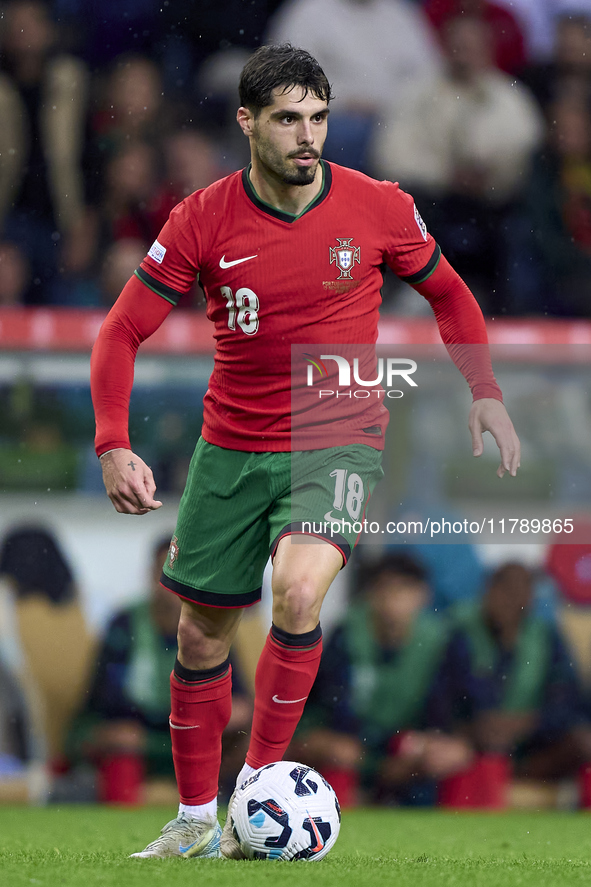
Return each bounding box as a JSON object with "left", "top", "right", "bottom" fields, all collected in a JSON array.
[{"left": 242, "top": 160, "right": 331, "bottom": 223}]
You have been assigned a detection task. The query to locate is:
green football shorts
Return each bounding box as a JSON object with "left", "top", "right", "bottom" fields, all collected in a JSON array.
[{"left": 160, "top": 438, "right": 384, "bottom": 608}]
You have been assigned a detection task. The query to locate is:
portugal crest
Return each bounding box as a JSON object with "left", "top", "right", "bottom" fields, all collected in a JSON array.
[
  {"left": 168, "top": 535, "right": 180, "bottom": 570},
  {"left": 329, "top": 238, "right": 360, "bottom": 280}
]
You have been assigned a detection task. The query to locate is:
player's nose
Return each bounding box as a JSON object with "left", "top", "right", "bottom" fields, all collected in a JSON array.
[{"left": 298, "top": 122, "right": 314, "bottom": 144}]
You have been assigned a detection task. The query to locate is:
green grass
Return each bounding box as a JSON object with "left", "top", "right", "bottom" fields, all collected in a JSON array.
[{"left": 2, "top": 806, "right": 591, "bottom": 886}]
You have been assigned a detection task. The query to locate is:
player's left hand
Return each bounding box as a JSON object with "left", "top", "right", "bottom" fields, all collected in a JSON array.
[{"left": 469, "top": 398, "right": 521, "bottom": 478}]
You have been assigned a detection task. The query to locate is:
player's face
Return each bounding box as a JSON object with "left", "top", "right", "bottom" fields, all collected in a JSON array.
[{"left": 248, "top": 87, "right": 329, "bottom": 187}]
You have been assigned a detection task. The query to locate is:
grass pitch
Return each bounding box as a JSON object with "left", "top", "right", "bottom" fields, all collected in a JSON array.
[{"left": 2, "top": 806, "right": 591, "bottom": 887}]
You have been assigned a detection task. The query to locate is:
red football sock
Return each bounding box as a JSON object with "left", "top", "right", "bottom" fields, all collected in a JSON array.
[
  {"left": 169, "top": 658, "right": 232, "bottom": 805},
  {"left": 246, "top": 623, "right": 322, "bottom": 769}
]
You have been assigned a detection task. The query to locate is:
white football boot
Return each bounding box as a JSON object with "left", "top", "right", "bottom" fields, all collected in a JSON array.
[{"left": 130, "top": 812, "right": 221, "bottom": 859}]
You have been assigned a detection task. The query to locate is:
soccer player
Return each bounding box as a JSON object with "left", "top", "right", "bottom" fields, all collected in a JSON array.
[{"left": 90, "top": 44, "right": 520, "bottom": 859}]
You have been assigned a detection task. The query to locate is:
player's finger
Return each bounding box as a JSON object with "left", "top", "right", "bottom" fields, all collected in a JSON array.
[
  {"left": 142, "top": 472, "right": 162, "bottom": 508},
  {"left": 109, "top": 491, "right": 151, "bottom": 515},
  {"left": 496, "top": 434, "right": 520, "bottom": 478},
  {"left": 510, "top": 434, "right": 521, "bottom": 476},
  {"left": 113, "top": 488, "right": 151, "bottom": 514},
  {"left": 133, "top": 478, "right": 162, "bottom": 509},
  {"left": 470, "top": 422, "right": 484, "bottom": 457},
  {"left": 130, "top": 486, "right": 162, "bottom": 510},
  {"left": 115, "top": 481, "right": 159, "bottom": 513}
]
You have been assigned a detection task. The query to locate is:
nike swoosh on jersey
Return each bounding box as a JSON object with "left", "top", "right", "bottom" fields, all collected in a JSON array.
[
  {"left": 219, "top": 254, "right": 258, "bottom": 268},
  {"left": 323, "top": 511, "right": 343, "bottom": 523},
  {"left": 272, "top": 694, "right": 309, "bottom": 704}
]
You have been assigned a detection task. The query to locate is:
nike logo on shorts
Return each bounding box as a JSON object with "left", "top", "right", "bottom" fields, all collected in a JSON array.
[
  {"left": 323, "top": 511, "right": 343, "bottom": 523},
  {"left": 272, "top": 694, "right": 308, "bottom": 704},
  {"left": 219, "top": 254, "right": 258, "bottom": 268}
]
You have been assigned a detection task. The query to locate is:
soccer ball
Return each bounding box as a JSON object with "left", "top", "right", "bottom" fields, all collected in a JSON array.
[{"left": 229, "top": 761, "right": 341, "bottom": 861}]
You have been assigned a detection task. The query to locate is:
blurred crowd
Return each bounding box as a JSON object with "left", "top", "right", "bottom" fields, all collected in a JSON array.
[
  {"left": 0, "top": 0, "right": 590, "bottom": 315},
  {"left": 0, "top": 527, "right": 257, "bottom": 804},
  {"left": 293, "top": 549, "right": 591, "bottom": 808},
  {"left": 2, "top": 523, "right": 591, "bottom": 810}
]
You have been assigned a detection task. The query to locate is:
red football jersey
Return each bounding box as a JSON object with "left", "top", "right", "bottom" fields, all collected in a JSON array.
[{"left": 137, "top": 161, "right": 440, "bottom": 452}]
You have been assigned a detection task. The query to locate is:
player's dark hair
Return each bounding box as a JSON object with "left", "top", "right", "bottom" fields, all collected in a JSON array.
[
  {"left": 361, "top": 552, "right": 428, "bottom": 594},
  {"left": 487, "top": 561, "right": 532, "bottom": 591},
  {"left": 239, "top": 43, "right": 333, "bottom": 114},
  {"left": 0, "top": 525, "right": 75, "bottom": 603}
]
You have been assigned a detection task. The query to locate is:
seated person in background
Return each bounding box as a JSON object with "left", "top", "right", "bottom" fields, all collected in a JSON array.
[
  {"left": 522, "top": 95, "right": 591, "bottom": 317},
  {"left": 0, "top": 0, "right": 92, "bottom": 302},
  {"left": 423, "top": 0, "right": 526, "bottom": 75},
  {"left": 371, "top": 15, "right": 543, "bottom": 314},
  {"left": 443, "top": 562, "right": 591, "bottom": 805},
  {"left": 0, "top": 241, "right": 31, "bottom": 305},
  {"left": 291, "top": 552, "right": 472, "bottom": 806},
  {"left": 0, "top": 525, "right": 93, "bottom": 767},
  {"left": 68, "top": 537, "right": 252, "bottom": 804},
  {"left": 97, "top": 239, "right": 149, "bottom": 308},
  {"left": 520, "top": 13, "right": 591, "bottom": 112},
  {"left": 0, "top": 654, "right": 30, "bottom": 777}
]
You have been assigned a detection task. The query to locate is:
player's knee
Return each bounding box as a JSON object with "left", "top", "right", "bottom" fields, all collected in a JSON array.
[
  {"left": 273, "top": 579, "right": 322, "bottom": 632},
  {"left": 177, "top": 610, "right": 229, "bottom": 667}
]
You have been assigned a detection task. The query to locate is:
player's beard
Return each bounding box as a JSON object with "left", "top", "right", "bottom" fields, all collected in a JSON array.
[{"left": 253, "top": 131, "right": 321, "bottom": 186}]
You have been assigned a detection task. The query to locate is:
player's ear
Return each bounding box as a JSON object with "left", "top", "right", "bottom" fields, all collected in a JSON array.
[{"left": 237, "top": 106, "right": 255, "bottom": 137}]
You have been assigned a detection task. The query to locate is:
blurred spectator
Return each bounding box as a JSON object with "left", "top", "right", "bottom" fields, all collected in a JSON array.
[
  {"left": 67, "top": 537, "right": 252, "bottom": 804},
  {"left": 495, "top": 0, "right": 591, "bottom": 63},
  {"left": 0, "top": 0, "right": 91, "bottom": 301},
  {"left": 520, "top": 13, "right": 591, "bottom": 111},
  {"left": 0, "top": 241, "right": 31, "bottom": 305},
  {"left": 56, "top": 0, "right": 282, "bottom": 92},
  {"left": 98, "top": 239, "right": 148, "bottom": 307},
  {"left": 47, "top": 238, "right": 148, "bottom": 308},
  {"left": 523, "top": 96, "right": 591, "bottom": 315},
  {"left": 0, "top": 525, "right": 75, "bottom": 603},
  {"left": 292, "top": 553, "right": 472, "bottom": 807},
  {"left": 53, "top": 0, "right": 163, "bottom": 69},
  {"left": 163, "top": 128, "right": 229, "bottom": 200},
  {"left": 441, "top": 563, "right": 591, "bottom": 805},
  {"left": 393, "top": 541, "right": 486, "bottom": 611},
  {"left": 266, "top": 0, "right": 442, "bottom": 172},
  {"left": 51, "top": 137, "right": 168, "bottom": 304},
  {"left": 0, "top": 655, "right": 30, "bottom": 775},
  {"left": 92, "top": 55, "right": 167, "bottom": 158},
  {"left": 423, "top": 0, "right": 526, "bottom": 73},
  {"left": 372, "top": 15, "right": 543, "bottom": 313},
  {"left": 0, "top": 526, "right": 93, "bottom": 764},
  {"left": 159, "top": 1, "right": 283, "bottom": 96},
  {"left": 0, "top": 575, "right": 46, "bottom": 801},
  {"left": 54, "top": 126, "right": 227, "bottom": 306},
  {"left": 100, "top": 141, "right": 170, "bottom": 247}
]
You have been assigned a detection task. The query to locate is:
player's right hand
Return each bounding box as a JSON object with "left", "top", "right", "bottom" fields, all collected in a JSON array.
[{"left": 99, "top": 448, "right": 162, "bottom": 514}]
